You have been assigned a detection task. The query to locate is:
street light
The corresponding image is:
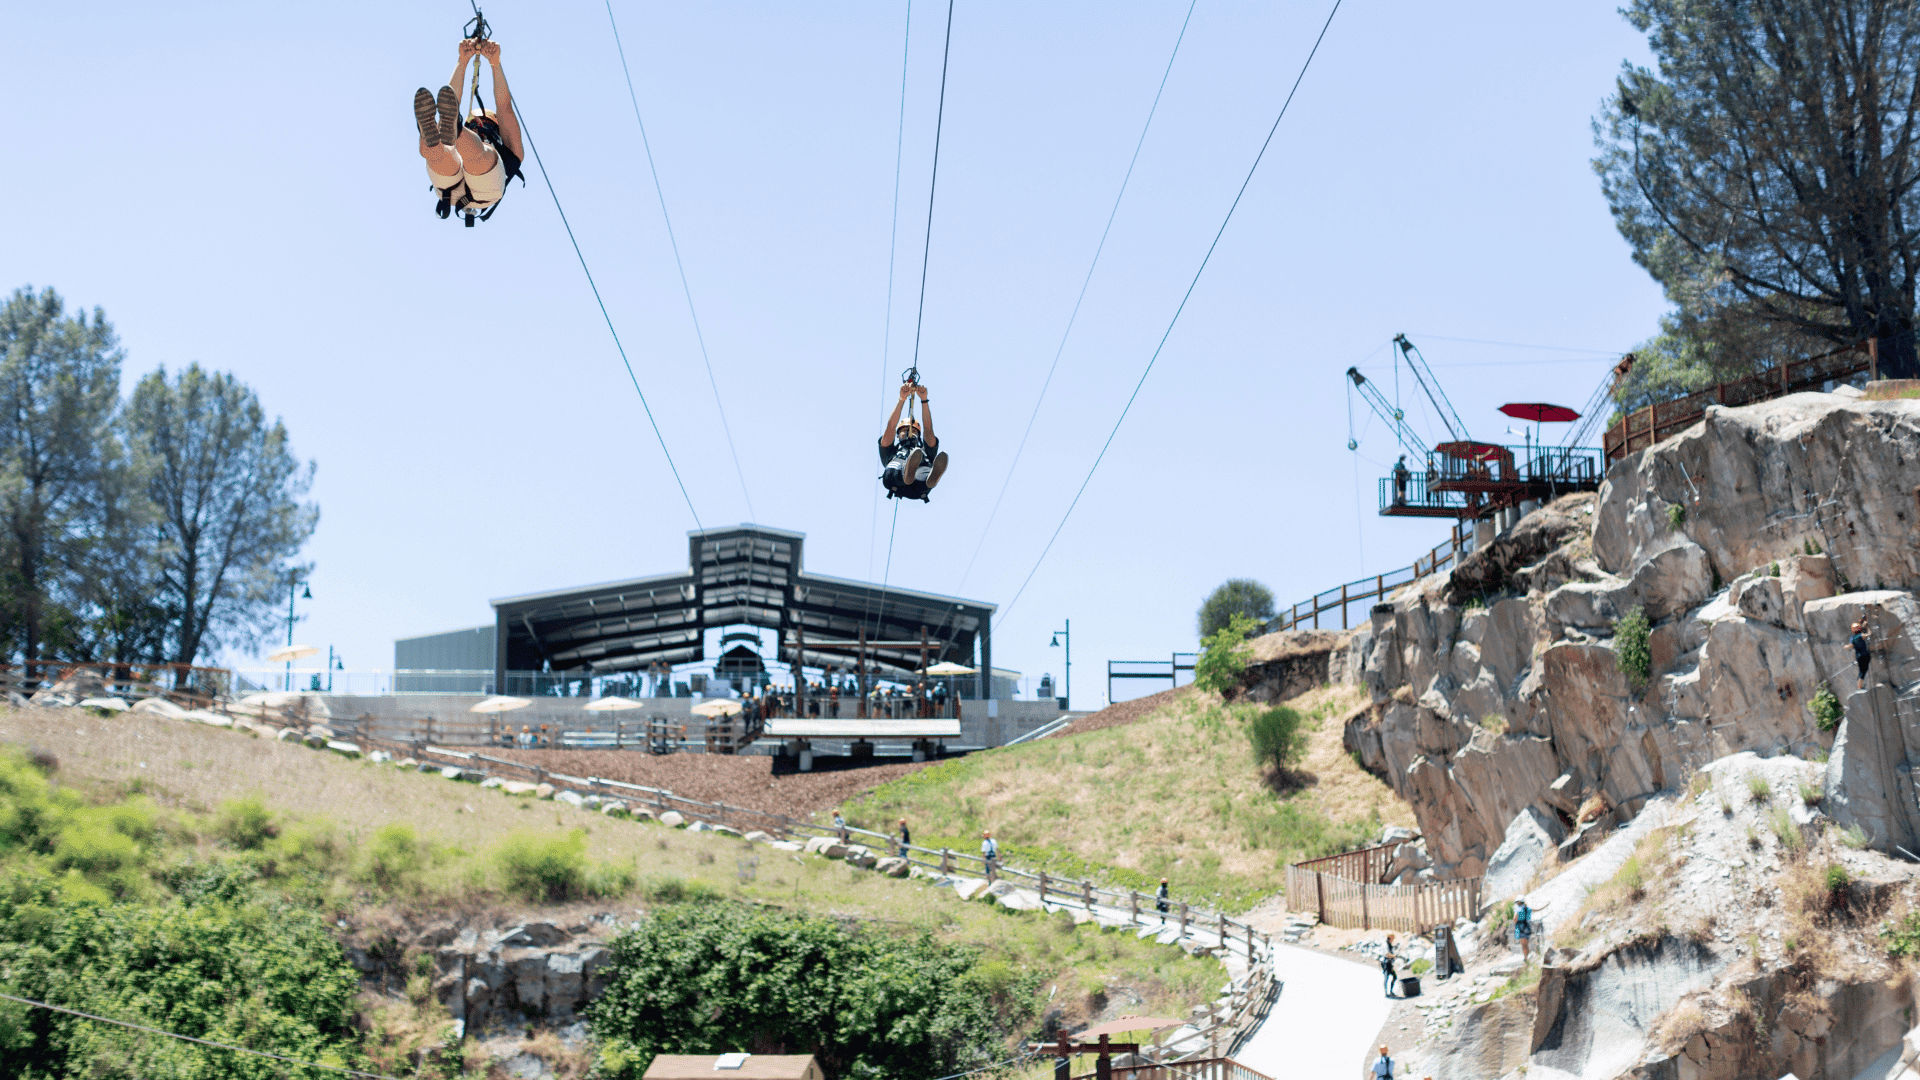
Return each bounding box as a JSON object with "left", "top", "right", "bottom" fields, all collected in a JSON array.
[
  {"left": 1049, "top": 620, "right": 1070, "bottom": 710},
  {"left": 286, "top": 578, "right": 310, "bottom": 691}
]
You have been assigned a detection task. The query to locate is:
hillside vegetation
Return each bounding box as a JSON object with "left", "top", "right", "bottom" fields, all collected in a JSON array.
[
  {"left": 0, "top": 705, "right": 1224, "bottom": 1077},
  {"left": 845, "top": 684, "right": 1413, "bottom": 910}
]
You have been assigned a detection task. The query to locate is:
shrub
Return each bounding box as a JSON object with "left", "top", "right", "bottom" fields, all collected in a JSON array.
[
  {"left": 1825, "top": 864, "right": 1851, "bottom": 906},
  {"left": 1748, "top": 775, "right": 1772, "bottom": 803},
  {"left": 1194, "top": 613, "right": 1260, "bottom": 694},
  {"left": 496, "top": 830, "right": 588, "bottom": 902},
  {"left": 1613, "top": 606, "right": 1652, "bottom": 689},
  {"left": 1478, "top": 714, "right": 1508, "bottom": 735},
  {"left": 366, "top": 822, "right": 428, "bottom": 893},
  {"left": 1246, "top": 706, "right": 1308, "bottom": 773},
  {"left": 1805, "top": 538, "right": 1824, "bottom": 556},
  {"left": 1842, "top": 824, "right": 1870, "bottom": 850},
  {"left": 1770, "top": 561, "right": 1781, "bottom": 577},
  {"left": 1811, "top": 683, "right": 1843, "bottom": 733},
  {"left": 1667, "top": 504, "right": 1687, "bottom": 530},
  {"left": 1197, "top": 580, "right": 1276, "bottom": 639},
  {"left": 215, "top": 796, "right": 277, "bottom": 850},
  {"left": 1768, "top": 806, "right": 1802, "bottom": 851},
  {"left": 1884, "top": 910, "right": 1920, "bottom": 957},
  {"left": 1799, "top": 782, "right": 1824, "bottom": 807},
  {"left": 589, "top": 904, "right": 1004, "bottom": 1080},
  {"left": 1410, "top": 958, "right": 1432, "bottom": 975}
]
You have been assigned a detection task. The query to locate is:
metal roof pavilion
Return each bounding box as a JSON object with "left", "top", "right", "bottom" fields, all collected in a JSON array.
[{"left": 488, "top": 525, "right": 995, "bottom": 693}]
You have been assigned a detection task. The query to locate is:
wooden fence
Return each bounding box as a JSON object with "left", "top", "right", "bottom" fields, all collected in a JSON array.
[
  {"left": 1269, "top": 525, "right": 1472, "bottom": 632},
  {"left": 1285, "top": 841, "right": 1482, "bottom": 933},
  {"left": 1603, "top": 340, "right": 1875, "bottom": 463},
  {"left": 1, "top": 660, "right": 232, "bottom": 708},
  {"left": 1077, "top": 1056, "right": 1278, "bottom": 1080}
]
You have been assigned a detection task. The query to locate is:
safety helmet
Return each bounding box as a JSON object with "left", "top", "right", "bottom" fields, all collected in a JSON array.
[{"left": 896, "top": 418, "right": 921, "bottom": 438}]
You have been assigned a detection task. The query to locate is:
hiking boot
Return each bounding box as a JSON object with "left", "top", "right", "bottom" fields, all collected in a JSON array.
[
  {"left": 903, "top": 448, "right": 924, "bottom": 483},
  {"left": 925, "top": 451, "right": 949, "bottom": 489},
  {"left": 414, "top": 88, "right": 442, "bottom": 145},
  {"left": 436, "top": 85, "right": 462, "bottom": 146}
]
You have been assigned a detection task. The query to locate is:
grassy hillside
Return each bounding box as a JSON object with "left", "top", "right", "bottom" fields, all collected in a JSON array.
[
  {"left": 844, "top": 684, "right": 1414, "bottom": 911},
  {"left": 0, "top": 705, "right": 1223, "bottom": 1076}
]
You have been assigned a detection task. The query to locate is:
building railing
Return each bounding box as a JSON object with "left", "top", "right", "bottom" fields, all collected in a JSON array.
[
  {"left": 1284, "top": 841, "right": 1482, "bottom": 932},
  {"left": 1268, "top": 526, "right": 1474, "bottom": 633},
  {"left": 1603, "top": 340, "right": 1875, "bottom": 462}
]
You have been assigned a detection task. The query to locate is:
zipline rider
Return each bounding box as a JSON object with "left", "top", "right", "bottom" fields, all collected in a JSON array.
[
  {"left": 412, "top": 37, "right": 524, "bottom": 226},
  {"left": 879, "top": 380, "right": 949, "bottom": 501}
]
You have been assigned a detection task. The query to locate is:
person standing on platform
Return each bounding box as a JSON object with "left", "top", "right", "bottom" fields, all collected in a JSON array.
[{"left": 1156, "top": 878, "right": 1171, "bottom": 925}]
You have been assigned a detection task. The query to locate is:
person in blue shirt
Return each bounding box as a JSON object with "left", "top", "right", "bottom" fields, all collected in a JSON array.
[
  {"left": 1514, "top": 898, "right": 1535, "bottom": 963},
  {"left": 1853, "top": 620, "right": 1873, "bottom": 690}
]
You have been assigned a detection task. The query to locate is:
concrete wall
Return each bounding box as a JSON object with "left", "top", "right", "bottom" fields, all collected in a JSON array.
[{"left": 320, "top": 694, "right": 1072, "bottom": 749}]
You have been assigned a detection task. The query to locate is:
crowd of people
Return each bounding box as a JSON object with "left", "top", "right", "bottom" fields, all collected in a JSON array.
[{"left": 735, "top": 677, "right": 961, "bottom": 721}]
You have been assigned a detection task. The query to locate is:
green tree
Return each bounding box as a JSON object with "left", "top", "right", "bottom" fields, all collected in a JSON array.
[
  {"left": 1595, "top": 1, "right": 1920, "bottom": 376},
  {"left": 125, "top": 364, "right": 317, "bottom": 669},
  {"left": 1246, "top": 705, "right": 1307, "bottom": 774},
  {"left": 0, "top": 287, "right": 124, "bottom": 668},
  {"left": 1194, "top": 613, "right": 1260, "bottom": 695},
  {"left": 1197, "top": 579, "right": 1275, "bottom": 640},
  {"left": 590, "top": 904, "right": 1001, "bottom": 1080}
]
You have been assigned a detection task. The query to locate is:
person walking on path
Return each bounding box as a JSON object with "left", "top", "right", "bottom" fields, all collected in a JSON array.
[
  {"left": 1853, "top": 620, "right": 1873, "bottom": 689},
  {"left": 1514, "top": 898, "right": 1535, "bottom": 963},
  {"left": 981, "top": 830, "right": 999, "bottom": 880},
  {"left": 832, "top": 809, "right": 847, "bottom": 841},
  {"left": 1379, "top": 934, "right": 1399, "bottom": 998},
  {"left": 1156, "top": 878, "right": 1171, "bottom": 925},
  {"left": 1370, "top": 1045, "right": 1395, "bottom": 1079},
  {"left": 897, "top": 818, "right": 911, "bottom": 857}
]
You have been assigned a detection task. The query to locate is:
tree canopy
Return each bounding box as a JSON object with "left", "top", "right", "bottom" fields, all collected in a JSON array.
[
  {"left": 1197, "top": 579, "right": 1274, "bottom": 640},
  {"left": 1596, "top": 1, "right": 1920, "bottom": 378},
  {"left": 0, "top": 286, "right": 316, "bottom": 671}
]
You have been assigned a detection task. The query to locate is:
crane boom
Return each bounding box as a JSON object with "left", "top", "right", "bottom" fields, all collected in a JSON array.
[
  {"left": 1393, "top": 334, "right": 1470, "bottom": 444},
  {"left": 1347, "top": 367, "right": 1428, "bottom": 459}
]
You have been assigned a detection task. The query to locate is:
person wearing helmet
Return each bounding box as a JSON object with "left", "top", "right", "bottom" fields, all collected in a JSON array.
[
  {"left": 412, "top": 37, "right": 524, "bottom": 225},
  {"left": 879, "top": 381, "right": 949, "bottom": 500}
]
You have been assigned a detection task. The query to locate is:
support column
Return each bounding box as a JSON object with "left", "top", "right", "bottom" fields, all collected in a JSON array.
[{"left": 979, "top": 619, "right": 992, "bottom": 704}]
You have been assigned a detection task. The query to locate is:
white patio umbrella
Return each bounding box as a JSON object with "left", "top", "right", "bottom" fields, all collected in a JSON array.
[
  {"left": 584, "top": 696, "right": 646, "bottom": 712},
  {"left": 469, "top": 695, "right": 532, "bottom": 714},
  {"left": 267, "top": 644, "right": 320, "bottom": 664},
  {"left": 691, "top": 698, "right": 743, "bottom": 718},
  {"left": 924, "top": 661, "right": 976, "bottom": 675}
]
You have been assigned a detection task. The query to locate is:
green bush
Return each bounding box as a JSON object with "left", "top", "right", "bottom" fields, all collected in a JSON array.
[
  {"left": 1194, "top": 613, "right": 1259, "bottom": 694},
  {"left": 496, "top": 829, "right": 589, "bottom": 902},
  {"left": 1197, "top": 579, "right": 1275, "bottom": 639},
  {"left": 215, "top": 796, "right": 277, "bottom": 850},
  {"left": 1245, "top": 706, "right": 1307, "bottom": 773},
  {"left": 1613, "top": 606, "right": 1652, "bottom": 689},
  {"left": 1667, "top": 504, "right": 1687, "bottom": 530},
  {"left": 1805, "top": 538, "right": 1824, "bottom": 556},
  {"left": 365, "top": 822, "right": 428, "bottom": 893},
  {"left": 1812, "top": 683, "right": 1843, "bottom": 733},
  {"left": 1768, "top": 806, "right": 1802, "bottom": 851},
  {"left": 589, "top": 904, "right": 1003, "bottom": 1080},
  {"left": 1884, "top": 910, "right": 1920, "bottom": 957},
  {"left": 1770, "top": 561, "right": 1781, "bottom": 577},
  {"left": 1825, "top": 864, "right": 1851, "bottom": 902}
]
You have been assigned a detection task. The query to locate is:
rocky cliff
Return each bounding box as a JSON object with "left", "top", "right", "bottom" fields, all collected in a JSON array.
[{"left": 1343, "top": 391, "right": 1920, "bottom": 876}]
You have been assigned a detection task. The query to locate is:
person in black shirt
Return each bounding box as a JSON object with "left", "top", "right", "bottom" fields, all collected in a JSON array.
[
  {"left": 879, "top": 381, "right": 949, "bottom": 500},
  {"left": 1853, "top": 620, "right": 1873, "bottom": 689}
]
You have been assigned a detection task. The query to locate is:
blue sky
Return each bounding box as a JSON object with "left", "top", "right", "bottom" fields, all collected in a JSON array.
[{"left": 5, "top": 2, "right": 1662, "bottom": 706}]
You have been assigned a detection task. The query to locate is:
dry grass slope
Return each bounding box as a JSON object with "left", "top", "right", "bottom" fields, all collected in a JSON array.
[
  {"left": 845, "top": 684, "right": 1414, "bottom": 910},
  {"left": 0, "top": 705, "right": 1222, "bottom": 1038}
]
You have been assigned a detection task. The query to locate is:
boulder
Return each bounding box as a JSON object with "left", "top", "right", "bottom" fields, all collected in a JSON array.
[
  {"left": 712, "top": 825, "right": 744, "bottom": 839},
  {"left": 952, "top": 877, "right": 991, "bottom": 901},
  {"left": 579, "top": 795, "right": 604, "bottom": 810},
  {"left": 480, "top": 776, "right": 504, "bottom": 789},
  {"left": 501, "top": 781, "right": 538, "bottom": 796},
  {"left": 535, "top": 783, "right": 556, "bottom": 800},
  {"left": 657, "top": 810, "right": 684, "bottom": 827},
  {"left": 555, "top": 790, "right": 585, "bottom": 808},
  {"left": 744, "top": 830, "right": 774, "bottom": 843},
  {"left": 804, "top": 836, "right": 849, "bottom": 858},
  {"left": 498, "top": 923, "right": 568, "bottom": 948},
  {"left": 875, "top": 856, "right": 911, "bottom": 877},
  {"left": 324, "top": 740, "right": 361, "bottom": 758},
  {"left": 368, "top": 749, "right": 392, "bottom": 764},
  {"left": 843, "top": 845, "right": 879, "bottom": 869},
  {"left": 131, "top": 697, "right": 189, "bottom": 718},
  {"left": 600, "top": 800, "right": 629, "bottom": 817},
  {"left": 304, "top": 733, "right": 329, "bottom": 748},
  {"left": 1483, "top": 807, "right": 1565, "bottom": 903}
]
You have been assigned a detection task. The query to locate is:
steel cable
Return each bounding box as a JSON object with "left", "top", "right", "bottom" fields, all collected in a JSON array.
[{"left": 995, "top": 0, "right": 1346, "bottom": 626}]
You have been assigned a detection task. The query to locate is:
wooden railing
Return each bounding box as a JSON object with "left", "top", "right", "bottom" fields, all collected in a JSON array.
[
  {"left": 1078, "top": 1057, "right": 1278, "bottom": 1080},
  {"left": 1269, "top": 525, "right": 1472, "bottom": 632},
  {"left": 1603, "top": 341, "right": 1875, "bottom": 462},
  {"left": 2, "top": 659, "right": 231, "bottom": 707},
  {"left": 1285, "top": 841, "right": 1482, "bottom": 933}
]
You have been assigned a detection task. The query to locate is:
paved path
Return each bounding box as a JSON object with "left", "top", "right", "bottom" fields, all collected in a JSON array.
[{"left": 1235, "top": 943, "right": 1394, "bottom": 1080}]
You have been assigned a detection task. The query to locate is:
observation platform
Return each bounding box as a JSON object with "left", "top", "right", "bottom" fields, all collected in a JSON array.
[{"left": 1378, "top": 444, "right": 1603, "bottom": 520}]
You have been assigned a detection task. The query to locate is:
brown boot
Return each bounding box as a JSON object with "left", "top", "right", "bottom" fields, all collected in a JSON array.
[
  {"left": 436, "top": 86, "right": 462, "bottom": 147},
  {"left": 414, "top": 88, "right": 442, "bottom": 145}
]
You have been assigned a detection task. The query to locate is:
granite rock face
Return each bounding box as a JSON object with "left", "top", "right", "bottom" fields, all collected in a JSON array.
[{"left": 1345, "top": 393, "right": 1920, "bottom": 870}]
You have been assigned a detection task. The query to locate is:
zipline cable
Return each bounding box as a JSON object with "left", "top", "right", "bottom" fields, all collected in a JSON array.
[
  {"left": 995, "top": 0, "right": 1346, "bottom": 627},
  {"left": 605, "top": 0, "right": 757, "bottom": 521},
  {"left": 0, "top": 990, "right": 407, "bottom": 1080},
  {"left": 906, "top": 0, "right": 957, "bottom": 376},
  {"left": 513, "top": 96, "right": 704, "bottom": 531},
  {"left": 869, "top": 0, "right": 916, "bottom": 582},
  {"left": 954, "top": 0, "right": 1198, "bottom": 592}
]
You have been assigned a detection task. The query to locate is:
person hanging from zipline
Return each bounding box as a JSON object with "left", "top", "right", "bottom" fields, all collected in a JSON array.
[
  {"left": 412, "top": 36, "right": 524, "bottom": 226},
  {"left": 879, "top": 378, "right": 949, "bottom": 501}
]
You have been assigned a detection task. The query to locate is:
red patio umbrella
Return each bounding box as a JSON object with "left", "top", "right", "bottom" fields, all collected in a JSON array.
[{"left": 1498, "top": 402, "right": 1581, "bottom": 423}]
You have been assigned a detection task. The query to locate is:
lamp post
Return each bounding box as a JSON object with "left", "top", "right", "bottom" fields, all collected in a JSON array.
[
  {"left": 285, "top": 578, "right": 310, "bottom": 691},
  {"left": 1049, "top": 620, "right": 1070, "bottom": 710}
]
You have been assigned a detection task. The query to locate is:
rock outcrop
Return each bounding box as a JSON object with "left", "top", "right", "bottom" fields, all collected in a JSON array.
[{"left": 1345, "top": 392, "right": 1920, "bottom": 871}]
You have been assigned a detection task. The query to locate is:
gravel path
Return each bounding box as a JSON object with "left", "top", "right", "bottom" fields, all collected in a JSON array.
[{"left": 485, "top": 748, "right": 938, "bottom": 821}]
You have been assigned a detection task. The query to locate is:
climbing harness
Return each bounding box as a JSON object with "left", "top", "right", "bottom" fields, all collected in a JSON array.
[
  {"left": 430, "top": 4, "right": 524, "bottom": 227},
  {"left": 881, "top": 368, "right": 935, "bottom": 503}
]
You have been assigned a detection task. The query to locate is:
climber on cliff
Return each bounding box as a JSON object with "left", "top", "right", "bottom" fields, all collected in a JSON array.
[{"left": 1852, "top": 620, "right": 1873, "bottom": 690}]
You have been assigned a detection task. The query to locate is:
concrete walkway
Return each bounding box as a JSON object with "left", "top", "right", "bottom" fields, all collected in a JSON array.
[{"left": 1235, "top": 943, "right": 1394, "bottom": 1080}]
